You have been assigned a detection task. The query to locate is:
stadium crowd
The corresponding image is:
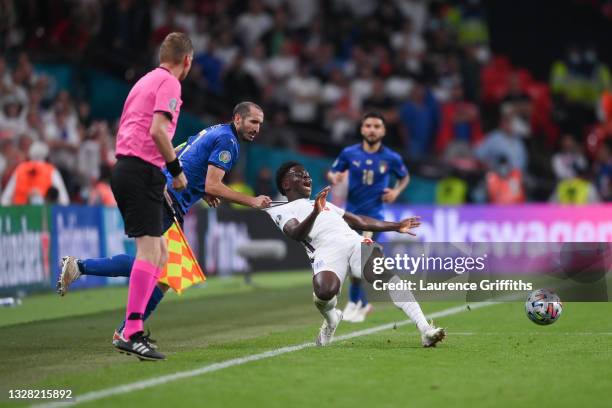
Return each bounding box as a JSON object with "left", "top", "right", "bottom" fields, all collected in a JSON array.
[{"left": 0, "top": 0, "right": 611, "bottom": 205}]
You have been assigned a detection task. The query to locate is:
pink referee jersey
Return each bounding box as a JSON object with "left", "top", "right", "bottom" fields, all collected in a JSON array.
[{"left": 115, "top": 67, "right": 182, "bottom": 168}]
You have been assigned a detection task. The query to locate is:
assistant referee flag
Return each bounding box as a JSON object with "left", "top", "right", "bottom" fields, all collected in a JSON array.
[{"left": 158, "top": 222, "right": 205, "bottom": 294}]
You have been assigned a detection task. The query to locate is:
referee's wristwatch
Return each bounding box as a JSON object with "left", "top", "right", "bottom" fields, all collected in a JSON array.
[{"left": 166, "top": 158, "right": 183, "bottom": 177}]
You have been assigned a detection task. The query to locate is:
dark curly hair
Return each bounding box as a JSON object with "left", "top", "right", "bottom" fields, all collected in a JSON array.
[{"left": 275, "top": 161, "right": 302, "bottom": 195}]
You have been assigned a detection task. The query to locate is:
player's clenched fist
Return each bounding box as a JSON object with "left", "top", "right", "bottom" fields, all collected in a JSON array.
[
  {"left": 397, "top": 216, "right": 421, "bottom": 235},
  {"left": 172, "top": 172, "right": 188, "bottom": 192},
  {"left": 314, "top": 186, "right": 331, "bottom": 213},
  {"left": 251, "top": 195, "right": 272, "bottom": 209}
]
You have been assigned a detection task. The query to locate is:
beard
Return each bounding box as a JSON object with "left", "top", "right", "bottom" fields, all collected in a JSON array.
[{"left": 364, "top": 136, "right": 382, "bottom": 145}]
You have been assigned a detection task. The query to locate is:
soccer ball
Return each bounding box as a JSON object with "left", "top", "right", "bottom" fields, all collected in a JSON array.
[{"left": 525, "top": 289, "right": 563, "bottom": 325}]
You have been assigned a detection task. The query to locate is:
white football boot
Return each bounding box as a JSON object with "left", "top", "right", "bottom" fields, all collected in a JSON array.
[
  {"left": 342, "top": 300, "right": 360, "bottom": 322},
  {"left": 57, "top": 256, "right": 82, "bottom": 296},
  {"left": 421, "top": 321, "right": 446, "bottom": 347},
  {"left": 316, "top": 309, "right": 343, "bottom": 346},
  {"left": 350, "top": 303, "right": 373, "bottom": 323}
]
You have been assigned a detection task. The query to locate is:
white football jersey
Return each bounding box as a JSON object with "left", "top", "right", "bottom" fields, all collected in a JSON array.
[{"left": 264, "top": 198, "right": 360, "bottom": 255}]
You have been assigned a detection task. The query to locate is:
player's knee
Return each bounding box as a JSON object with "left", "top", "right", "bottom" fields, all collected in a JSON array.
[
  {"left": 313, "top": 271, "right": 340, "bottom": 301},
  {"left": 135, "top": 235, "right": 162, "bottom": 264},
  {"left": 158, "top": 253, "right": 168, "bottom": 269}
]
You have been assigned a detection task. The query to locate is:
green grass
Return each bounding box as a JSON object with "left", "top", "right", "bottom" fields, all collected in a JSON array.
[{"left": 1, "top": 271, "right": 610, "bottom": 407}]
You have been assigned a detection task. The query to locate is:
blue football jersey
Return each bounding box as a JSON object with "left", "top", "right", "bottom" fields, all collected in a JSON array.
[
  {"left": 165, "top": 123, "right": 240, "bottom": 214},
  {"left": 331, "top": 144, "right": 407, "bottom": 219}
]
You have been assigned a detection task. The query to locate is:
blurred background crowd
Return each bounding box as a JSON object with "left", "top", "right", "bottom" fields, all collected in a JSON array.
[{"left": 0, "top": 0, "right": 611, "bottom": 206}]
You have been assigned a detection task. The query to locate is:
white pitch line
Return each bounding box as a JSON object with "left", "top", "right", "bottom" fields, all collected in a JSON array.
[{"left": 31, "top": 301, "right": 496, "bottom": 408}]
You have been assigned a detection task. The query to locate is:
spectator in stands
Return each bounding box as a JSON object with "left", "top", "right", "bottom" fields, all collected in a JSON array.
[
  {"left": 485, "top": 155, "right": 525, "bottom": 204},
  {"left": 436, "top": 172, "right": 468, "bottom": 205},
  {"left": 235, "top": 0, "right": 273, "bottom": 49},
  {"left": 286, "top": 63, "right": 321, "bottom": 127},
  {"left": 550, "top": 162, "right": 600, "bottom": 204},
  {"left": 435, "top": 83, "right": 483, "bottom": 156},
  {"left": 399, "top": 83, "right": 440, "bottom": 160},
  {"left": 500, "top": 72, "right": 533, "bottom": 136},
  {"left": 1, "top": 141, "right": 69, "bottom": 205},
  {"left": 259, "top": 109, "right": 298, "bottom": 151},
  {"left": 88, "top": 165, "right": 116, "bottom": 207},
  {"left": 223, "top": 54, "right": 261, "bottom": 109},
  {"left": 551, "top": 133, "right": 588, "bottom": 180},
  {"left": 593, "top": 140, "right": 612, "bottom": 201},
  {"left": 0, "top": 96, "right": 27, "bottom": 138},
  {"left": 475, "top": 109, "right": 528, "bottom": 172}
]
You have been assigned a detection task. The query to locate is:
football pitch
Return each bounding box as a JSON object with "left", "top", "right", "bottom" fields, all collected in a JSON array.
[{"left": 1, "top": 271, "right": 610, "bottom": 408}]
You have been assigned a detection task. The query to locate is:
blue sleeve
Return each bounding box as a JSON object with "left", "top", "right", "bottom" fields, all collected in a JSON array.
[
  {"left": 331, "top": 149, "right": 350, "bottom": 172},
  {"left": 391, "top": 153, "right": 408, "bottom": 178},
  {"left": 208, "top": 135, "right": 235, "bottom": 173}
]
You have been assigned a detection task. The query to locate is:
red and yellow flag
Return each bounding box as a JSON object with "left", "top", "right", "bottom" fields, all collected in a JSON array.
[{"left": 158, "top": 222, "right": 206, "bottom": 294}]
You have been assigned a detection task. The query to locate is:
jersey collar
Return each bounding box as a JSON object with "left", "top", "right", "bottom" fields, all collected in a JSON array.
[
  {"left": 361, "top": 142, "right": 384, "bottom": 154},
  {"left": 230, "top": 123, "right": 239, "bottom": 140}
]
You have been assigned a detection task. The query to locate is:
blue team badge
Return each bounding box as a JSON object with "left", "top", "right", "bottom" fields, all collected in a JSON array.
[
  {"left": 379, "top": 161, "right": 388, "bottom": 174},
  {"left": 169, "top": 98, "right": 177, "bottom": 112},
  {"left": 219, "top": 150, "right": 232, "bottom": 163}
]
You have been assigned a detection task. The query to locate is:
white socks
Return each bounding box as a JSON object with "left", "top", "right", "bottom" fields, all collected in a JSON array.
[
  {"left": 388, "top": 275, "right": 430, "bottom": 333},
  {"left": 313, "top": 294, "right": 338, "bottom": 324}
]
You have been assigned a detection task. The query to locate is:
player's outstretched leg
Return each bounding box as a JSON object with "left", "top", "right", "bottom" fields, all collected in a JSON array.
[
  {"left": 313, "top": 271, "right": 343, "bottom": 346},
  {"left": 57, "top": 254, "right": 135, "bottom": 296},
  {"left": 362, "top": 247, "right": 446, "bottom": 347}
]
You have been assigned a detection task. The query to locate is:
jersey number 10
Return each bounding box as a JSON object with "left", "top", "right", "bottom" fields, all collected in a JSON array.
[{"left": 362, "top": 169, "right": 374, "bottom": 186}]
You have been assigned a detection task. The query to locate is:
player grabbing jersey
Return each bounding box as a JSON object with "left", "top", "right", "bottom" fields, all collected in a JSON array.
[
  {"left": 328, "top": 112, "right": 410, "bottom": 323},
  {"left": 58, "top": 102, "right": 271, "bottom": 359},
  {"left": 266, "top": 161, "right": 445, "bottom": 347}
]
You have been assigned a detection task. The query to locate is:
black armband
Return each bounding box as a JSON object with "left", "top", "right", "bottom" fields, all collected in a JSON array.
[{"left": 166, "top": 158, "right": 183, "bottom": 177}]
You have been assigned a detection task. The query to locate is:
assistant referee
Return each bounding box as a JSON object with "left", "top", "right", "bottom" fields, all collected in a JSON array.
[{"left": 111, "top": 32, "right": 193, "bottom": 361}]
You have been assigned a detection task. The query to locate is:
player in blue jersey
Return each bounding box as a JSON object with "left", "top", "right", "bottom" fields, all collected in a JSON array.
[
  {"left": 327, "top": 112, "right": 410, "bottom": 322},
  {"left": 57, "top": 102, "right": 271, "bottom": 352}
]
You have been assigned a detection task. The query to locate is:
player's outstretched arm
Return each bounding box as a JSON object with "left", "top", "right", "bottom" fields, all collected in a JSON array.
[
  {"left": 343, "top": 212, "right": 421, "bottom": 236},
  {"left": 205, "top": 165, "right": 271, "bottom": 209},
  {"left": 282, "top": 186, "right": 330, "bottom": 241}
]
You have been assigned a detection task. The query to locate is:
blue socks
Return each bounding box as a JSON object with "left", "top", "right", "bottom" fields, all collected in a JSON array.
[
  {"left": 78, "top": 254, "right": 135, "bottom": 277},
  {"left": 349, "top": 282, "right": 361, "bottom": 303},
  {"left": 117, "top": 285, "right": 165, "bottom": 333},
  {"left": 349, "top": 281, "right": 369, "bottom": 306}
]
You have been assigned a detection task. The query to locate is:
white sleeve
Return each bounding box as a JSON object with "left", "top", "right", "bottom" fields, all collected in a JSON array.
[
  {"left": 264, "top": 204, "right": 296, "bottom": 233},
  {"left": 0, "top": 173, "right": 17, "bottom": 206},
  {"left": 327, "top": 202, "right": 345, "bottom": 217},
  {"left": 51, "top": 169, "right": 70, "bottom": 205}
]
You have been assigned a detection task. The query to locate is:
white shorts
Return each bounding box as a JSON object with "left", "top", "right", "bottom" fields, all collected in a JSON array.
[{"left": 311, "top": 237, "right": 376, "bottom": 282}]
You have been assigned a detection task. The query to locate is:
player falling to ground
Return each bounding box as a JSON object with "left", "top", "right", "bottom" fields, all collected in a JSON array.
[
  {"left": 266, "top": 162, "right": 445, "bottom": 347},
  {"left": 59, "top": 102, "right": 271, "bottom": 360},
  {"left": 327, "top": 112, "right": 410, "bottom": 323}
]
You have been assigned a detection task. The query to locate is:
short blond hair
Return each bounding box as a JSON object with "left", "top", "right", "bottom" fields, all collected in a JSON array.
[{"left": 159, "top": 32, "right": 193, "bottom": 64}]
